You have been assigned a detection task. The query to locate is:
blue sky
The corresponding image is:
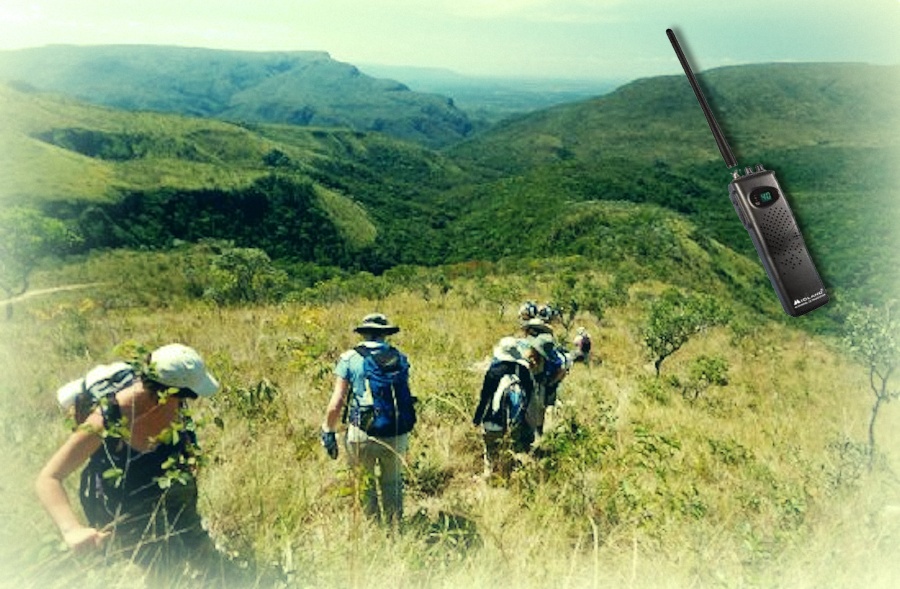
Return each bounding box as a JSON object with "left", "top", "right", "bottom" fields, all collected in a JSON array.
[{"left": 0, "top": 0, "right": 898, "bottom": 80}]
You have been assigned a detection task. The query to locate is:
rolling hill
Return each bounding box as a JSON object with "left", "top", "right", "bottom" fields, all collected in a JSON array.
[
  {"left": 0, "top": 45, "right": 475, "bottom": 148},
  {"left": 0, "top": 81, "right": 471, "bottom": 268},
  {"left": 3, "top": 54, "right": 900, "bottom": 589},
  {"left": 2, "top": 59, "right": 897, "bottom": 319},
  {"left": 443, "top": 63, "right": 900, "bottom": 311}
]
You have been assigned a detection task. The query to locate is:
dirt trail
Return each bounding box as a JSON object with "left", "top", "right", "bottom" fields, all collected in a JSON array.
[{"left": 0, "top": 283, "right": 106, "bottom": 305}]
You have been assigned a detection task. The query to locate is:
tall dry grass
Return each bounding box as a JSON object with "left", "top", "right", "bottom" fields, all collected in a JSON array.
[{"left": 2, "top": 276, "right": 899, "bottom": 589}]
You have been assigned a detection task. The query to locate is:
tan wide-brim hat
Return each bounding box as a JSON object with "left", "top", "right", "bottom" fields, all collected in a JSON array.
[
  {"left": 492, "top": 336, "right": 530, "bottom": 367},
  {"left": 521, "top": 317, "right": 554, "bottom": 335},
  {"left": 353, "top": 313, "right": 400, "bottom": 335}
]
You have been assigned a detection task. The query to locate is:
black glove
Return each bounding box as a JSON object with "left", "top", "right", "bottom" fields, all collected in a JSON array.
[{"left": 320, "top": 430, "right": 338, "bottom": 459}]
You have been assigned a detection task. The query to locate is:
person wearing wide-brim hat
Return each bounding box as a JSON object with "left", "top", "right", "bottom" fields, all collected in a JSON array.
[
  {"left": 321, "top": 313, "right": 415, "bottom": 526},
  {"left": 353, "top": 313, "right": 401, "bottom": 336},
  {"left": 521, "top": 317, "right": 554, "bottom": 337},
  {"left": 36, "top": 344, "right": 230, "bottom": 573},
  {"left": 524, "top": 333, "right": 569, "bottom": 441},
  {"left": 473, "top": 336, "right": 536, "bottom": 480}
]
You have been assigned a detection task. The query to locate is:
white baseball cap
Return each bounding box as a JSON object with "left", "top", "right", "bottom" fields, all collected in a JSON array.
[{"left": 150, "top": 344, "right": 219, "bottom": 397}]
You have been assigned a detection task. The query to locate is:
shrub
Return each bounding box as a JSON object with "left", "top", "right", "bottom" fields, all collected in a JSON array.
[{"left": 642, "top": 288, "right": 728, "bottom": 375}]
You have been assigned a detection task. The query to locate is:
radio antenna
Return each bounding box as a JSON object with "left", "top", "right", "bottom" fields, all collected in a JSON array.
[{"left": 666, "top": 28, "right": 738, "bottom": 169}]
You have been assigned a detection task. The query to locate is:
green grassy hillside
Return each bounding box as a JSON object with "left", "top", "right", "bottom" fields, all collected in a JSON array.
[
  {"left": 0, "top": 45, "right": 474, "bottom": 148},
  {"left": 3, "top": 62, "right": 897, "bottom": 315},
  {"left": 2, "top": 258, "right": 899, "bottom": 588},
  {"left": 449, "top": 64, "right": 899, "bottom": 173},
  {"left": 443, "top": 63, "right": 900, "bottom": 315},
  {"left": 0, "top": 83, "right": 471, "bottom": 265},
  {"left": 2, "top": 59, "right": 899, "bottom": 586}
]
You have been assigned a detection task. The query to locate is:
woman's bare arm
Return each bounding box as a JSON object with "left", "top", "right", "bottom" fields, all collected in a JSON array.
[{"left": 35, "top": 410, "right": 108, "bottom": 551}]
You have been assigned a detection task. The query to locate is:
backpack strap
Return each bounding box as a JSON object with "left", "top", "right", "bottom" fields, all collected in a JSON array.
[
  {"left": 354, "top": 344, "right": 401, "bottom": 369},
  {"left": 354, "top": 344, "right": 373, "bottom": 359}
]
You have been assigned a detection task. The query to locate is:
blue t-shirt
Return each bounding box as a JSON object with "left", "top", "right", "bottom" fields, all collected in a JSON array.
[
  {"left": 336, "top": 341, "right": 413, "bottom": 442},
  {"left": 335, "top": 341, "right": 389, "bottom": 399}
]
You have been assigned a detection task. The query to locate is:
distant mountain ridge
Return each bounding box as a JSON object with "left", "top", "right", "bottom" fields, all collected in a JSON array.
[
  {"left": 0, "top": 45, "right": 474, "bottom": 148},
  {"left": 449, "top": 62, "right": 900, "bottom": 174},
  {"left": 443, "top": 61, "right": 900, "bottom": 311},
  {"left": 2, "top": 60, "right": 896, "bottom": 318},
  {"left": 358, "top": 63, "right": 622, "bottom": 123}
]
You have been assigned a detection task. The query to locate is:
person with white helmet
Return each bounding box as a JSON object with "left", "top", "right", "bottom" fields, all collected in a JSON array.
[{"left": 36, "top": 344, "right": 222, "bottom": 572}]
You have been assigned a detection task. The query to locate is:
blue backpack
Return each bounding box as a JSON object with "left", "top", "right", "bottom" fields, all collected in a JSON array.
[
  {"left": 490, "top": 371, "right": 527, "bottom": 430},
  {"left": 349, "top": 345, "right": 417, "bottom": 437}
]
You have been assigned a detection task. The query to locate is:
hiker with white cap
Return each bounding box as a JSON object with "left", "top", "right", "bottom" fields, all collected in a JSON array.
[
  {"left": 572, "top": 326, "right": 593, "bottom": 365},
  {"left": 36, "top": 343, "right": 221, "bottom": 571},
  {"left": 320, "top": 313, "right": 416, "bottom": 526},
  {"left": 472, "top": 336, "right": 536, "bottom": 479}
]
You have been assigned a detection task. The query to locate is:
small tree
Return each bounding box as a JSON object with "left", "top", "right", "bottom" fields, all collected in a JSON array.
[
  {"left": 682, "top": 354, "right": 729, "bottom": 400},
  {"left": 844, "top": 302, "right": 900, "bottom": 466},
  {"left": 551, "top": 273, "right": 579, "bottom": 334},
  {"left": 550, "top": 272, "right": 631, "bottom": 335},
  {"left": 642, "top": 288, "right": 725, "bottom": 376},
  {"left": 0, "top": 208, "right": 77, "bottom": 318},
  {"left": 203, "top": 247, "right": 288, "bottom": 305},
  {"left": 482, "top": 279, "right": 522, "bottom": 319}
]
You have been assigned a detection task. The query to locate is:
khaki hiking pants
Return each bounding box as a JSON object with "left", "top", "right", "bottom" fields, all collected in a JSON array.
[{"left": 346, "top": 433, "right": 408, "bottom": 524}]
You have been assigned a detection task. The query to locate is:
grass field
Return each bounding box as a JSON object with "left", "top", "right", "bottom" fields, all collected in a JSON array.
[{"left": 2, "top": 260, "right": 899, "bottom": 589}]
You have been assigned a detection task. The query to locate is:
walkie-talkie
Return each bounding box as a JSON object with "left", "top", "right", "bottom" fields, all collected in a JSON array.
[{"left": 666, "top": 28, "right": 828, "bottom": 316}]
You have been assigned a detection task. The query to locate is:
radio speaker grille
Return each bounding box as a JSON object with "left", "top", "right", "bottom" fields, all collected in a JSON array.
[{"left": 757, "top": 204, "right": 805, "bottom": 272}]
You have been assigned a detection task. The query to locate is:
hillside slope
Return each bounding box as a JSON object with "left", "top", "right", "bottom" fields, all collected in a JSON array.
[
  {"left": 3, "top": 260, "right": 899, "bottom": 588},
  {"left": 0, "top": 45, "right": 474, "bottom": 148},
  {"left": 3, "top": 62, "right": 897, "bottom": 311},
  {"left": 443, "top": 63, "right": 900, "bottom": 311},
  {"left": 0, "top": 83, "right": 469, "bottom": 266},
  {"left": 450, "top": 63, "right": 900, "bottom": 174}
]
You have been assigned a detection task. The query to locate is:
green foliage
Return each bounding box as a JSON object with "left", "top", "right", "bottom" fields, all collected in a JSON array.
[
  {"left": 843, "top": 302, "right": 900, "bottom": 460},
  {"left": 212, "top": 379, "right": 281, "bottom": 424},
  {"left": 481, "top": 278, "right": 523, "bottom": 318},
  {"left": 682, "top": 355, "right": 730, "bottom": 401},
  {"left": 0, "top": 207, "right": 78, "bottom": 304},
  {"left": 844, "top": 303, "right": 900, "bottom": 375},
  {"left": 69, "top": 175, "right": 354, "bottom": 266},
  {"left": 203, "top": 247, "right": 288, "bottom": 306},
  {"left": 708, "top": 437, "right": 753, "bottom": 467},
  {"left": 550, "top": 269, "right": 631, "bottom": 330},
  {"left": 642, "top": 288, "right": 729, "bottom": 375},
  {"left": 638, "top": 374, "right": 672, "bottom": 405},
  {"left": 3, "top": 63, "right": 895, "bottom": 325}
]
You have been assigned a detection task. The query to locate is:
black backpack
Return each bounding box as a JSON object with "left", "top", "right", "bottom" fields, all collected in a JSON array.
[{"left": 73, "top": 367, "right": 195, "bottom": 527}]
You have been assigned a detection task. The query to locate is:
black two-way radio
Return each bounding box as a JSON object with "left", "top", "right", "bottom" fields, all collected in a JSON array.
[{"left": 666, "top": 28, "right": 828, "bottom": 316}]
